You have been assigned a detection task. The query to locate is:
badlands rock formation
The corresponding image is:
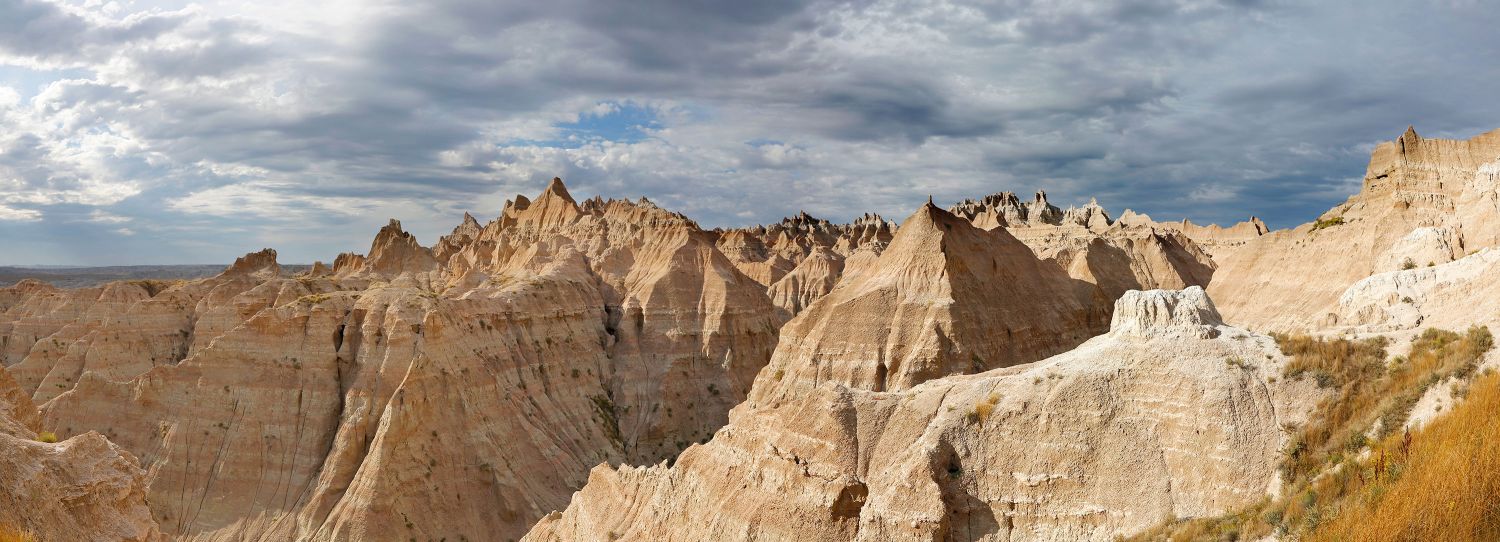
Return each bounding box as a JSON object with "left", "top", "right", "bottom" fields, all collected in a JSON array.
[
  {"left": 0, "top": 366, "right": 162, "bottom": 541},
  {"left": 0, "top": 178, "right": 789, "bottom": 540},
  {"left": 752, "top": 202, "right": 1112, "bottom": 399},
  {"left": 949, "top": 192, "right": 1217, "bottom": 300},
  {"left": 526, "top": 287, "right": 1318, "bottom": 541},
  {"left": 1116, "top": 211, "right": 1269, "bottom": 261},
  {"left": 1210, "top": 127, "right": 1500, "bottom": 332},
  {"left": 717, "top": 212, "right": 896, "bottom": 319},
  {"left": 0, "top": 175, "right": 1315, "bottom": 541}
]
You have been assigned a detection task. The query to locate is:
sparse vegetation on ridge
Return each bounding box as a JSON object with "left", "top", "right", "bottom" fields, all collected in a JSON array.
[
  {"left": 965, "top": 392, "right": 1001, "bottom": 424},
  {"left": 1125, "top": 327, "right": 1495, "bottom": 541},
  {"left": 1306, "top": 370, "right": 1500, "bottom": 541},
  {"left": 1310, "top": 216, "right": 1346, "bottom": 231}
]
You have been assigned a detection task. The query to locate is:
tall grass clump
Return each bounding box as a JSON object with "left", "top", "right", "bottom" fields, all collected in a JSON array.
[
  {"left": 1126, "top": 327, "right": 1494, "bottom": 541},
  {"left": 1307, "top": 369, "right": 1500, "bottom": 541}
]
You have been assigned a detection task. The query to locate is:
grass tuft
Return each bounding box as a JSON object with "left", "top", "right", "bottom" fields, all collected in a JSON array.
[{"left": 1310, "top": 216, "right": 1346, "bottom": 231}]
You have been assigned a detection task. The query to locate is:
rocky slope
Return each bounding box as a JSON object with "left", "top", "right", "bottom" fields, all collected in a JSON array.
[
  {"left": 752, "top": 202, "right": 1111, "bottom": 401},
  {"left": 2, "top": 178, "right": 787, "bottom": 540},
  {"left": 525, "top": 287, "right": 1319, "bottom": 541},
  {"left": 717, "top": 212, "right": 896, "bottom": 319},
  {"left": 1116, "top": 211, "right": 1268, "bottom": 261},
  {"left": 0, "top": 173, "right": 1341, "bottom": 541},
  {"left": 1210, "top": 127, "right": 1500, "bottom": 332},
  {"left": 0, "top": 366, "right": 162, "bottom": 541},
  {"left": 948, "top": 192, "right": 1217, "bottom": 300}
]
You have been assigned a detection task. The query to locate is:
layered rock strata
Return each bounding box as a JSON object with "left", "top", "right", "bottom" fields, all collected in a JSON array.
[
  {"left": 1210, "top": 127, "right": 1500, "bottom": 331},
  {"left": 525, "top": 287, "right": 1317, "bottom": 541}
]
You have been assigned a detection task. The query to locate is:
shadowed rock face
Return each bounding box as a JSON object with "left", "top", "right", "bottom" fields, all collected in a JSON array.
[
  {"left": 1210, "top": 127, "right": 1500, "bottom": 332},
  {"left": 0, "top": 177, "right": 1221, "bottom": 541},
  {"left": 524, "top": 287, "right": 1321, "bottom": 542},
  {"left": 949, "top": 191, "right": 1219, "bottom": 302}
]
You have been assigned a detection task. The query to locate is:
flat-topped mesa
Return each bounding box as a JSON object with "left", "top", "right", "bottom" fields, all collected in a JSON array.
[
  {"left": 1109, "top": 286, "right": 1223, "bottom": 339},
  {"left": 221, "top": 248, "right": 280, "bottom": 278}
]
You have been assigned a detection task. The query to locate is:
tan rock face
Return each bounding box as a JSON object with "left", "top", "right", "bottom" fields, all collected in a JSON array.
[
  {"left": 0, "top": 366, "right": 162, "bottom": 541},
  {"left": 753, "top": 203, "right": 1111, "bottom": 401},
  {"left": 946, "top": 191, "right": 1218, "bottom": 301},
  {"left": 1116, "top": 210, "right": 1268, "bottom": 261},
  {"left": 715, "top": 211, "right": 895, "bottom": 298},
  {"left": 525, "top": 287, "right": 1317, "bottom": 542},
  {"left": 2, "top": 178, "right": 785, "bottom": 540},
  {"left": 1210, "top": 127, "right": 1500, "bottom": 332},
  {"left": 0, "top": 175, "right": 1260, "bottom": 541}
]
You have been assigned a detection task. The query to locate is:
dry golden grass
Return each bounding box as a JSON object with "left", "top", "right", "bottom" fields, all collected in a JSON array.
[
  {"left": 36, "top": 431, "right": 58, "bottom": 443},
  {"left": 0, "top": 524, "right": 36, "bottom": 542},
  {"left": 1308, "top": 370, "right": 1500, "bottom": 541},
  {"left": 1274, "top": 333, "right": 1390, "bottom": 484},
  {"left": 966, "top": 392, "right": 1001, "bottom": 424},
  {"left": 1126, "top": 327, "right": 1495, "bottom": 541}
]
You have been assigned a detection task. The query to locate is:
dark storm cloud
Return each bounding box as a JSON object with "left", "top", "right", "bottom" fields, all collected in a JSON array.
[{"left": 1, "top": 0, "right": 1499, "bottom": 264}]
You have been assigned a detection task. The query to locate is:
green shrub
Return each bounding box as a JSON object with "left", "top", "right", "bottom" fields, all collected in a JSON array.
[{"left": 1310, "top": 216, "right": 1345, "bottom": 231}]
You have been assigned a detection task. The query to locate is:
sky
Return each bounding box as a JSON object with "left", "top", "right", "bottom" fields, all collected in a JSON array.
[{"left": 1, "top": 0, "right": 1498, "bottom": 265}]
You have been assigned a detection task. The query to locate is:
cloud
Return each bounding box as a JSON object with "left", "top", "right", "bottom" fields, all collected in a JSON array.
[
  {"left": 0, "top": 204, "right": 41, "bottom": 221},
  {"left": 0, "top": 0, "right": 1498, "bottom": 265}
]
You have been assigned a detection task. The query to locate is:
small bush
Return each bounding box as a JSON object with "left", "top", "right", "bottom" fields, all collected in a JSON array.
[
  {"left": 36, "top": 431, "right": 58, "bottom": 443},
  {"left": 1400, "top": 258, "right": 1417, "bottom": 270},
  {"left": 1310, "top": 216, "right": 1345, "bottom": 231},
  {"left": 966, "top": 392, "right": 1002, "bottom": 424}
]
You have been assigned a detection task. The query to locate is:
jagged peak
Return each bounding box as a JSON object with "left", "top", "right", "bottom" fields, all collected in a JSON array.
[
  {"left": 542, "top": 177, "right": 576, "bottom": 204},
  {"left": 373, "top": 219, "right": 414, "bottom": 243},
  {"left": 365, "top": 218, "right": 437, "bottom": 275},
  {"left": 1109, "top": 286, "right": 1223, "bottom": 339},
  {"left": 331, "top": 252, "right": 365, "bottom": 275},
  {"left": 851, "top": 212, "right": 892, "bottom": 229},
  {"left": 899, "top": 199, "right": 971, "bottom": 235},
  {"left": 223, "top": 248, "right": 279, "bottom": 277},
  {"left": 448, "top": 212, "right": 482, "bottom": 238}
]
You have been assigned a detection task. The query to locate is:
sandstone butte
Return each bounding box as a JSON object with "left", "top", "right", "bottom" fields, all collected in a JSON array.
[{"left": 1, "top": 125, "right": 1497, "bottom": 541}]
